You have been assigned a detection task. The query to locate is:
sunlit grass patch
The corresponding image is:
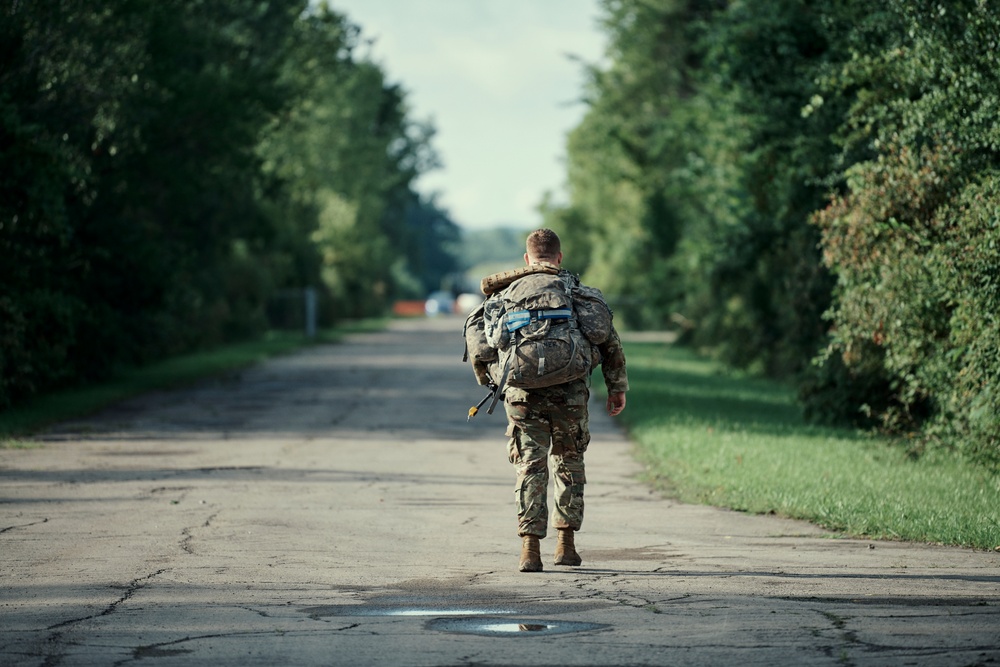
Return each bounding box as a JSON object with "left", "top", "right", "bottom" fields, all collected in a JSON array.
[
  {"left": 621, "top": 343, "right": 1000, "bottom": 550},
  {"left": 0, "top": 438, "right": 41, "bottom": 450}
]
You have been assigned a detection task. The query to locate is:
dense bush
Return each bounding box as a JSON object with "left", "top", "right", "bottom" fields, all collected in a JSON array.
[
  {"left": 550, "top": 0, "right": 999, "bottom": 468},
  {"left": 808, "top": 0, "right": 1000, "bottom": 467}
]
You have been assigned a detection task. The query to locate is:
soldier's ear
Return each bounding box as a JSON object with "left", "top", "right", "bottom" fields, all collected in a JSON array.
[
  {"left": 555, "top": 252, "right": 563, "bottom": 266},
  {"left": 524, "top": 252, "right": 531, "bottom": 266}
]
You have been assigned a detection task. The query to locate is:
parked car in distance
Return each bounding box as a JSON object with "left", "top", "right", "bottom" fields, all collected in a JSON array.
[{"left": 425, "top": 291, "right": 456, "bottom": 316}]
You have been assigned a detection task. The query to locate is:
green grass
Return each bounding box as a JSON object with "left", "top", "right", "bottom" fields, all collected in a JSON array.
[
  {"left": 0, "top": 319, "right": 386, "bottom": 442},
  {"left": 619, "top": 342, "right": 1000, "bottom": 550}
]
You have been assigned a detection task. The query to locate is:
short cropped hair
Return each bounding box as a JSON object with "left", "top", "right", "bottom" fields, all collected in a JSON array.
[{"left": 526, "top": 228, "right": 561, "bottom": 262}]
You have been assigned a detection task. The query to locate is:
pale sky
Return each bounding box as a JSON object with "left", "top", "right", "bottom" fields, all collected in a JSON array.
[{"left": 328, "top": 0, "right": 606, "bottom": 230}]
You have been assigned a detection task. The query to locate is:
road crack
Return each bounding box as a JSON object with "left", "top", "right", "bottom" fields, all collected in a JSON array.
[
  {"left": 180, "top": 511, "right": 219, "bottom": 554},
  {"left": 0, "top": 517, "right": 48, "bottom": 534},
  {"left": 40, "top": 569, "right": 167, "bottom": 666},
  {"left": 108, "top": 624, "right": 370, "bottom": 664},
  {"left": 47, "top": 569, "right": 168, "bottom": 631}
]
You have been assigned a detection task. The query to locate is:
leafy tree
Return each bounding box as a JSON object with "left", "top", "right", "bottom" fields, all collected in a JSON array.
[
  {"left": 552, "top": 0, "right": 847, "bottom": 370},
  {"left": 1, "top": 1, "right": 175, "bottom": 401},
  {"left": 546, "top": 0, "right": 699, "bottom": 326},
  {"left": 1, "top": 0, "right": 457, "bottom": 408},
  {"left": 400, "top": 192, "right": 462, "bottom": 296},
  {"left": 553, "top": 0, "right": 998, "bottom": 467},
  {"left": 808, "top": 0, "right": 1000, "bottom": 466},
  {"left": 260, "top": 3, "right": 445, "bottom": 317},
  {"left": 674, "top": 0, "right": 870, "bottom": 376}
]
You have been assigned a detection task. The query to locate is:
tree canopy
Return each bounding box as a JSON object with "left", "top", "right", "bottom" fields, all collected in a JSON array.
[
  {"left": 546, "top": 0, "right": 999, "bottom": 468},
  {"left": 0, "top": 1, "right": 460, "bottom": 408}
]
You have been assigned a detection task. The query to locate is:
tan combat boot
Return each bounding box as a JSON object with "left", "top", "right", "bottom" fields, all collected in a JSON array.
[
  {"left": 554, "top": 528, "right": 582, "bottom": 566},
  {"left": 519, "top": 535, "right": 543, "bottom": 572}
]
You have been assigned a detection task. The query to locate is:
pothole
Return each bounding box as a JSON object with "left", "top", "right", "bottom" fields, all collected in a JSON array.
[
  {"left": 299, "top": 586, "right": 610, "bottom": 636},
  {"left": 427, "top": 617, "right": 608, "bottom": 637}
]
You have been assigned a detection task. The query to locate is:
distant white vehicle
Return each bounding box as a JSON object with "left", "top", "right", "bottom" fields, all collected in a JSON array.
[
  {"left": 455, "top": 293, "right": 483, "bottom": 315},
  {"left": 425, "top": 291, "right": 455, "bottom": 316}
]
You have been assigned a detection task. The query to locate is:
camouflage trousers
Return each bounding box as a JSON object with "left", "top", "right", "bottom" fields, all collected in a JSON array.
[{"left": 504, "top": 380, "right": 591, "bottom": 538}]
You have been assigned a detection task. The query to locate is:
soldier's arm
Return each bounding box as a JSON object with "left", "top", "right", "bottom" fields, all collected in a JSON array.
[{"left": 597, "top": 327, "right": 629, "bottom": 395}]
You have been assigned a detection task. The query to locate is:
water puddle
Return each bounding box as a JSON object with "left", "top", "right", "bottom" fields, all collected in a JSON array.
[
  {"left": 427, "top": 617, "right": 607, "bottom": 637},
  {"left": 300, "top": 597, "right": 608, "bottom": 637}
]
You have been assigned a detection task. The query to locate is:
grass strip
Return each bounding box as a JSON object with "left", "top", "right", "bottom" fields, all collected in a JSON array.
[
  {"left": 0, "top": 319, "right": 386, "bottom": 441},
  {"left": 619, "top": 342, "right": 1000, "bottom": 551}
]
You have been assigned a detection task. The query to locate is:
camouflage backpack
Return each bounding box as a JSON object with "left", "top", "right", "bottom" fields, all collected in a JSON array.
[{"left": 464, "top": 263, "right": 613, "bottom": 392}]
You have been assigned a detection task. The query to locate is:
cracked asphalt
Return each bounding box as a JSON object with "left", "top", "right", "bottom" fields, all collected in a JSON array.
[{"left": 2, "top": 317, "right": 999, "bottom": 666}]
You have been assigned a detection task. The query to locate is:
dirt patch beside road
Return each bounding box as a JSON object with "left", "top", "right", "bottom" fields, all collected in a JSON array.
[{"left": 2, "top": 318, "right": 998, "bottom": 666}]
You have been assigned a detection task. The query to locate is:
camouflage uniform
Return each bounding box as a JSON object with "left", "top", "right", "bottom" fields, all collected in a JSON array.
[{"left": 503, "top": 281, "right": 629, "bottom": 538}]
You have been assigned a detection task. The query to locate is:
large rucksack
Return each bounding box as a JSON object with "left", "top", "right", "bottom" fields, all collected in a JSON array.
[{"left": 464, "top": 265, "right": 613, "bottom": 394}]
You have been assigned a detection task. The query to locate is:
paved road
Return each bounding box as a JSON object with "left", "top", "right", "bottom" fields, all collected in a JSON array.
[{"left": 2, "top": 318, "right": 998, "bottom": 666}]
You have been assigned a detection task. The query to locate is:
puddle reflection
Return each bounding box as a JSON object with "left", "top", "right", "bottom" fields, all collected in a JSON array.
[
  {"left": 481, "top": 623, "right": 548, "bottom": 632},
  {"left": 300, "top": 604, "right": 609, "bottom": 637},
  {"left": 428, "top": 617, "right": 607, "bottom": 637}
]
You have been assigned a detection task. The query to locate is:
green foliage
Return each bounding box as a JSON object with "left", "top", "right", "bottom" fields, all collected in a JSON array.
[
  {"left": 259, "top": 4, "right": 455, "bottom": 314},
  {"left": 549, "top": 0, "right": 851, "bottom": 369},
  {"left": 808, "top": 0, "right": 1000, "bottom": 467},
  {"left": 552, "top": 0, "right": 999, "bottom": 468},
  {"left": 671, "top": 0, "right": 864, "bottom": 377},
  {"left": 623, "top": 342, "right": 1000, "bottom": 549},
  {"left": 400, "top": 194, "right": 463, "bottom": 295},
  {"left": 0, "top": 1, "right": 459, "bottom": 409},
  {"left": 813, "top": 150, "right": 1000, "bottom": 465},
  {"left": 1, "top": 0, "right": 306, "bottom": 405},
  {"left": 939, "top": 174, "right": 1000, "bottom": 467},
  {"left": 542, "top": 0, "right": 696, "bottom": 327}
]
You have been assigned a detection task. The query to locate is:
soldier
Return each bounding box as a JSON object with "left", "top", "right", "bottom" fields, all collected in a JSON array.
[{"left": 478, "top": 228, "right": 629, "bottom": 572}]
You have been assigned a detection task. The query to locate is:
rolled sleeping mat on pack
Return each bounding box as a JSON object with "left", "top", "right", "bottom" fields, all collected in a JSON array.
[{"left": 480, "top": 261, "right": 560, "bottom": 295}]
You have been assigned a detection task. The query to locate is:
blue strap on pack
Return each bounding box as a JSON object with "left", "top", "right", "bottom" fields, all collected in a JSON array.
[{"left": 505, "top": 308, "right": 572, "bottom": 332}]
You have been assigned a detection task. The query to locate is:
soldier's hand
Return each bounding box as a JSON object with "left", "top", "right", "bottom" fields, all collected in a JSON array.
[{"left": 606, "top": 392, "right": 626, "bottom": 417}]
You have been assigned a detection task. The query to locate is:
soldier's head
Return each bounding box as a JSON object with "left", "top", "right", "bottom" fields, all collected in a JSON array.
[{"left": 525, "top": 228, "right": 563, "bottom": 266}]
